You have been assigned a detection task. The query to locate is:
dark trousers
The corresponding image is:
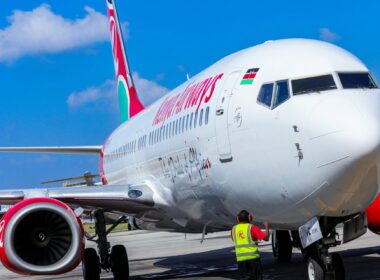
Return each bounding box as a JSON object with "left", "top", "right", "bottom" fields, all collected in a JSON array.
[{"left": 237, "top": 258, "right": 263, "bottom": 280}]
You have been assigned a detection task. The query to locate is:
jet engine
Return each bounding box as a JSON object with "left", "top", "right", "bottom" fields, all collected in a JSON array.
[
  {"left": 0, "top": 197, "right": 85, "bottom": 275},
  {"left": 366, "top": 194, "right": 380, "bottom": 234}
]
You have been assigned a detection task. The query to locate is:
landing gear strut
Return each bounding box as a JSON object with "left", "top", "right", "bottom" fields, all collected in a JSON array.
[
  {"left": 82, "top": 210, "right": 130, "bottom": 280},
  {"left": 307, "top": 248, "right": 345, "bottom": 280},
  {"left": 306, "top": 218, "right": 345, "bottom": 280}
]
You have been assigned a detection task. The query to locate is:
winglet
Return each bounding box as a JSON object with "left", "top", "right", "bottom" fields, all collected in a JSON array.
[{"left": 106, "top": 0, "right": 144, "bottom": 122}]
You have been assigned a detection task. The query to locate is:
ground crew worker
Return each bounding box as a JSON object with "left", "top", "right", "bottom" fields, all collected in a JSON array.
[{"left": 231, "top": 210, "right": 270, "bottom": 280}]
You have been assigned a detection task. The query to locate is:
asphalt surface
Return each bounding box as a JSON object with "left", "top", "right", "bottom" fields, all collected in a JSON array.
[{"left": 1, "top": 230, "right": 380, "bottom": 279}]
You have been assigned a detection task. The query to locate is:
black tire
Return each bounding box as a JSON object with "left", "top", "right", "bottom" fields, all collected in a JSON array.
[
  {"left": 272, "top": 230, "right": 293, "bottom": 262},
  {"left": 331, "top": 253, "right": 345, "bottom": 280},
  {"left": 307, "top": 256, "right": 325, "bottom": 280},
  {"left": 111, "top": 245, "right": 130, "bottom": 280},
  {"left": 82, "top": 248, "right": 100, "bottom": 280}
]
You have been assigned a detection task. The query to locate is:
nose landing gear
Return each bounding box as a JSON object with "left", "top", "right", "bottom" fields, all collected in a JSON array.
[
  {"left": 272, "top": 217, "right": 348, "bottom": 280},
  {"left": 303, "top": 218, "right": 346, "bottom": 280},
  {"left": 82, "top": 210, "right": 129, "bottom": 280},
  {"left": 306, "top": 247, "right": 345, "bottom": 280}
]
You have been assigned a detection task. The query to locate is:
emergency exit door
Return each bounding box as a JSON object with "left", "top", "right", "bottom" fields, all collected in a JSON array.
[{"left": 215, "top": 71, "right": 241, "bottom": 163}]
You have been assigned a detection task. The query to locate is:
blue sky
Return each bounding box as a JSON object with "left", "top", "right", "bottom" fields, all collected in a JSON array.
[{"left": 0, "top": 0, "right": 379, "bottom": 188}]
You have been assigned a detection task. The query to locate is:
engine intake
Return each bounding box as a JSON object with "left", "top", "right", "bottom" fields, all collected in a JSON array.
[
  {"left": 367, "top": 194, "right": 380, "bottom": 235},
  {"left": 0, "top": 198, "right": 84, "bottom": 275}
]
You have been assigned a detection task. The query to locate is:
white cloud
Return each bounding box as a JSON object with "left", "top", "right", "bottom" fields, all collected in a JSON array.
[
  {"left": 132, "top": 73, "right": 169, "bottom": 106},
  {"left": 67, "top": 74, "right": 170, "bottom": 111},
  {"left": 67, "top": 80, "right": 116, "bottom": 111},
  {"left": 319, "top": 27, "right": 340, "bottom": 42},
  {"left": 0, "top": 4, "right": 109, "bottom": 63}
]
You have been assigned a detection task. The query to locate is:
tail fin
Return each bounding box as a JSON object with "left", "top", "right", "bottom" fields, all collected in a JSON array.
[{"left": 106, "top": 0, "right": 144, "bottom": 122}]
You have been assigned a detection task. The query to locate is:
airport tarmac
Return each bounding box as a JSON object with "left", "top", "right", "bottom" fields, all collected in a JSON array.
[{"left": 1, "top": 230, "right": 380, "bottom": 279}]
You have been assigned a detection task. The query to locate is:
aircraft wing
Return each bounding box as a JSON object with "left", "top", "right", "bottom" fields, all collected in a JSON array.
[
  {"left": 0, "top": 184, "right": 157, "bottom": 215},
  {"left": 0, "top": 146, "right": 102, "bottom": 155}
]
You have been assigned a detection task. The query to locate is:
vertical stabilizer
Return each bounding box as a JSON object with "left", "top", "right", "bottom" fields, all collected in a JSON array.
[{"left": 106, "top": 0, "right": 144, "bottom": 122}]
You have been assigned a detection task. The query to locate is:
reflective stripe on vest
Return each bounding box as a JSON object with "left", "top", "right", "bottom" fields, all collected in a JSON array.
[{"left": 233, "top": 223, "right": 260, "bottom": 262}]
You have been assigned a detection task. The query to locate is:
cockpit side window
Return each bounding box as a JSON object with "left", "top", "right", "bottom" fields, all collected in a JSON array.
[
  {"left": 292, "top": 74, "right": 337, "bottom": 95},
  {"left": 273, "top": 80, "right": 290, "bottom": 108},
  {"left": 338, "top": 72, "right": 378, "bottom": 89},
  {"left": 257, "top": 83, "right": 274, "bottom": 107}
]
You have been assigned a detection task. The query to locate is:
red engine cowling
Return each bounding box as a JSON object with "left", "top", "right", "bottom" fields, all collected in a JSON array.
[
  {"left": 366, "top": 194, "right": 380, "bottom": 234},
  {"left": 0, "top": 197, "right": 85, "bottom": 275}
]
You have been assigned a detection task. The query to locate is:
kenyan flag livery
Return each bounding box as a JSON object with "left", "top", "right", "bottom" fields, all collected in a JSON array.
[{"left": 240, "top": 68, "right": 260, "bottom": 85}]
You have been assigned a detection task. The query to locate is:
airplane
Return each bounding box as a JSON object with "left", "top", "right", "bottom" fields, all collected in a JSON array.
[{"left": 0, "top": 0, "right": 379, "bottom": 279}]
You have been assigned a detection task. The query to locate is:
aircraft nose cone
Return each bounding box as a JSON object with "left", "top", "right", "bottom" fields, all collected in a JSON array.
[
  {"left": 308, "top": 92, "right": 380, "bottom": 215},
  {"left": 352, "top": 93, "right": 380, "bottom": 159},
  {"left": 309, "top": 92, "right": 380, "bottom": 167}
]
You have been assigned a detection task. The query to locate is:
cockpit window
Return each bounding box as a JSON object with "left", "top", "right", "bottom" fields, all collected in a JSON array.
[
  {"left": 338, "top": 73, "right": 378, "bottom": 89},
  {"left": 292, "top": 74, "right": 337, "bottom": 95},
  {"left": 257, "top": 83, "right": 274, "bottom": 107},
  {"left": 273, "top": 81, "right": 290, "bottom": 108}
]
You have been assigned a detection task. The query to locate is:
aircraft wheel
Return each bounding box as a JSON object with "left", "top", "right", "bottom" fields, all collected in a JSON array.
[
  {"left": 111, "top": 245, "right": 130, "bottom": 280},
  {"left": 272, "top": 230, "right": 292, "bottom": 262},
  {"left": 331, "top": 253, "right": 345, "bottom": 280},
  {"left": 307, "top": 256, "right": 324, "bottom": 280},
  {"left": 82, "top": 248, "right": 100, "bottom": 280}
]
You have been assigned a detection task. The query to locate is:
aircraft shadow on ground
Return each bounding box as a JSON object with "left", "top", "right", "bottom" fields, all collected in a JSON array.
[{"left": 99, "top": 245, "right": 380, "bottom": 280}]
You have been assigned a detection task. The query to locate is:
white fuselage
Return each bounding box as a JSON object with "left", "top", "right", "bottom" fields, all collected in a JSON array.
[{"left": 101, "top": 39, "right": 380, "bottom": 232}]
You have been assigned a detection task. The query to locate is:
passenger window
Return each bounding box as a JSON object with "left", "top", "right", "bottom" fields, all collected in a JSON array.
[
  {"left": 199, "top": 109, "right": 204, "bottom": 126},
  {"left": 273, "top": 81, "right": 290, "bottom": 108},
  {"left": 186, "top": 114, "right": 189, "bottom": 130},
  {"left": 190, "top": 113, "right": 193, "bottom": 130},
  {"left": 257, "top": 83, "right": 274, "bottom": 107},
  {"left": 194, "top": 111, "right": 198, "bottom": 128},
  {"left": 205, "top": 107, "right": 210, "bottom": 125},
  {"left": 172, "top": 121, "right": 175, "bottom": 136},
  {"left": 176, "top": 119, "right": 179, "bottom": 135}
]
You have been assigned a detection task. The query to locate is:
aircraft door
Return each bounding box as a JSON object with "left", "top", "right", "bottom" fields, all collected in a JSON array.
[{"left": 215, "top": 71, "right": 241, "bottom": 163}]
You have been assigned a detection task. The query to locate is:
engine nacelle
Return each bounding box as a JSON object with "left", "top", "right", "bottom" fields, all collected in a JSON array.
[
  {"left": 0, "top": 197, "right": 85, "bottom": 275},
  {"left": 366, "top": 194, "right": 380, "bottom": 234}
]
